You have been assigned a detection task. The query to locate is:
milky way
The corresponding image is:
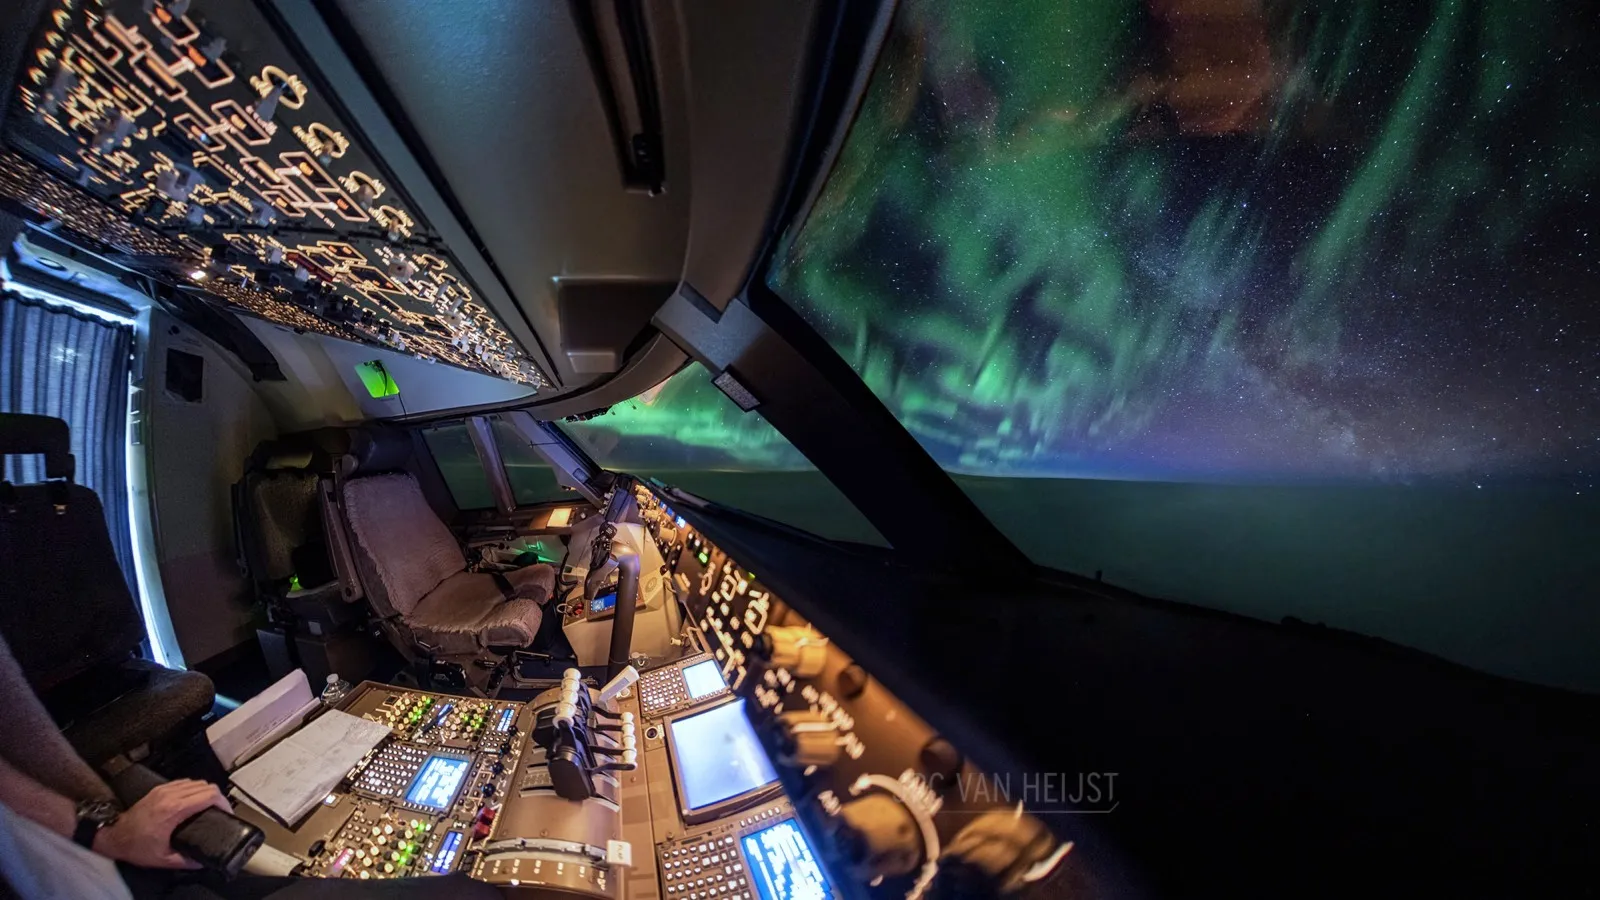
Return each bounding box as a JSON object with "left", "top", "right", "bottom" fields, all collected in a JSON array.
[{"left": 766, "top": 0, "right": 1600, "bottom": 484}]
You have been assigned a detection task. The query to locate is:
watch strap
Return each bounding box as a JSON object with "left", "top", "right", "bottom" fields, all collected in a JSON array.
[
  {"left": 71, "top": 813, "right": 101, "bottom": 849},
  {"left": 71, "top": 800, "right": 119, "bottom": 850}
]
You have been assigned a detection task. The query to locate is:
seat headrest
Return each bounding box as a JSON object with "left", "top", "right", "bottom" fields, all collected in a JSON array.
[
  {"left": 0, "top": 413, "right": 74, "bottom": 482},
  {"left": 347, "top": 427, "right": 413, "bottom": 475},
  {"left": 263, "top": 451, "right": 315, "bottom": 470},
  {"left": 244, "top": 428, "right": 363, "bottom": 476}
]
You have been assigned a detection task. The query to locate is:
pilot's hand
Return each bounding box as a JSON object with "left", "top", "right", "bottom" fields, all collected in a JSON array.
[{"left": 93, "top": 779, "right": 232, "bottom": 869}]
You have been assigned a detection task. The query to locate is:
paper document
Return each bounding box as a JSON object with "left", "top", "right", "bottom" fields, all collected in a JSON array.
[
  {"left": 206, "top": 669, "right": 320, "bottom": 770},
  {"left": 243, "top": 844, "right": 304, "bottom": 877},
  {"left": 230, "top": 710, "right": 390, "bottom": 825}
]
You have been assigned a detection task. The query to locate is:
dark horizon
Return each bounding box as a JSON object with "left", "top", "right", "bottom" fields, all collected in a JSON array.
[{"left": 611, "top": 467, "right": 1600, "bottom": 695}]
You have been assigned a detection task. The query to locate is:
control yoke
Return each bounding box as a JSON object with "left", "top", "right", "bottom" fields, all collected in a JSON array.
[{"left": 592, "top": 549, "right": 642, "bottom": 682}]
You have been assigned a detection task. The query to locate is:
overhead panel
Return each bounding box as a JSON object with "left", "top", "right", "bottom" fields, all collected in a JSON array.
[{"left": 1, "top": 0, "right": 549, "bottom": 389}]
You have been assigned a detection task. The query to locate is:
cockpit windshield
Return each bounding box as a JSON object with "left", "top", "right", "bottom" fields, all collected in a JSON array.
[
  {"left": 770, "top": 0, "right": 1599, "bottom": 688},
  {"left": 559, "top": 362, "right": 886, "bottom": 546}
]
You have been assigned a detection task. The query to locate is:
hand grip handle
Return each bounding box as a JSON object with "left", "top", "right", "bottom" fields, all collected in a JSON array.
[
  {"left": 108, "top": 764, "right": 264, "bottom": 879},
  {"left": 171, "top": 807, "right": 265, "bottom": 880}
]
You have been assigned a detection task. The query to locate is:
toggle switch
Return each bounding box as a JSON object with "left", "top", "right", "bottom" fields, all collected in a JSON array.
[
  {"left": 92, "top": 111, "right": 134, "bottom": 153},
  {"left": 254, "top": 80, "right": 286, "bottom": 122}
]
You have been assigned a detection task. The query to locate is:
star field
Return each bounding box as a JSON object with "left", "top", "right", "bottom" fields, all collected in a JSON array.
[{"left": 770, "top": 0, "right": 1599, "bottom": 488}]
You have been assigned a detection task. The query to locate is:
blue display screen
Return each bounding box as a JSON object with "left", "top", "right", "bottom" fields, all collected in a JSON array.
[
  {"left": 590, "top": 591, "right": 617, "bottom": 614},
  {"left": 495, "top": 707, "right": 515, "bottom": 732},
  {"left": 404, "top": 755, "right": 470, "bottom": 811},
  {"left": 742, "top": 819, "right": 832, "bottom": 900},
  {"left": 429, "top": 830, "right": 463, "bottom": 874},
  {"left": 682, "top": 659, "right": 726, "bottom": 699},
  {"left": 431, "top": 702, "right": 453, "bottom": 727},
  {"left": 669, "top": 701, "right": 778, "bottom": 811}
]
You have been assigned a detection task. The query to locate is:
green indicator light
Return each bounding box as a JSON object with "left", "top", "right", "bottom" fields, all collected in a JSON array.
[
  {"left": 353, "top": 360, "right": 400, "bottom": 398},
  {"left": 698, "top": 552, "right": 709, "bottom": 564}
]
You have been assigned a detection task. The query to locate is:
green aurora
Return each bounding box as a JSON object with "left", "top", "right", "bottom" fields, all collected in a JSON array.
[
  {"left": 770, "top": 0, "right": 1596, "bottom": 480},
  {"left": 554, "top": 0, "right": 1600, "bottom": 691},
  {"left": 562, "top": 362, "right": 810, "bottom": 472},
  {"left": 569, "top": 0, "right": 1597, "bottom": 485}
]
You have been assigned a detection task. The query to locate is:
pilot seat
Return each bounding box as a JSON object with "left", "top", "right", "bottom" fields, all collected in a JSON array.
[
  {"left": 328, "top": 429, "right": 557, "bottom": 671},
  {"left": 233, "top": 430, "right": 374, "bottom": 686},
  {"left": 0, "top": 413, "right": 214, "bottom": 769}
]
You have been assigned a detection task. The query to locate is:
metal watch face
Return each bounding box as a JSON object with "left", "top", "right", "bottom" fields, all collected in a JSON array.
[{"left": 76, "top": 799, "right": 121, "bottom": 827}]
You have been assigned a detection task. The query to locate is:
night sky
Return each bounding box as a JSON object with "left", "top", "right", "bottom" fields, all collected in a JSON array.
[
  {"left": 563, "top": 362, "right": 811, "bottom": 472},
  {"left": 556, "top": 0, "right": 1599, "bottom": 680},
  {"left": 767, "top": 0, "right": 1600, "bottom": 486}
]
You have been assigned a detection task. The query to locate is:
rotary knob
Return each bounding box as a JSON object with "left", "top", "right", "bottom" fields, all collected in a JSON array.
[
  {"left": 758, "top": 626, "right": 827, "bottom": 677},
  {"left": 930, "top": 810, "right": 1061, "bottom": 897},
  {"left": 832, "top": 794, "right": 923, "bottom": 881},
  {"left": 763, "top": 711, "right": 839, "bottom": 767}
]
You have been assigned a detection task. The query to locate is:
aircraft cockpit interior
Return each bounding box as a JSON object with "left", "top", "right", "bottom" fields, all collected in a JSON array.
[{"left": 0, "top": 0, "right": 1596, "bottom": 898}]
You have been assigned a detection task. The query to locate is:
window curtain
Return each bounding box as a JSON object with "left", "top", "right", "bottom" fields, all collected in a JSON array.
[{"left": 0, "top": 291, "right": 136, "bottom": 592}]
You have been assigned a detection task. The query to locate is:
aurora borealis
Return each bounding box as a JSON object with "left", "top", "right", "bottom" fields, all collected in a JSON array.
[
  {"left": 561, "top": 363, "right": 883, "bottom": 543},
  {"left": 549, "top": 0, "right": 1599, "bottom": 685},
  {"left": 766, "top": 0, "right": 1599, "bottom": 484},
  {"left": 562, "top": 362, "right": 810, "bottom": 471},
  {"left": 560, "top": 0, "right": 1599, "bottom": 486}
]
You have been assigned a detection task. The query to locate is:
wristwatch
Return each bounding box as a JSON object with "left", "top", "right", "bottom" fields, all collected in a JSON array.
[{"left": 72, "top": 799, "right": 122, "bottom": 850}]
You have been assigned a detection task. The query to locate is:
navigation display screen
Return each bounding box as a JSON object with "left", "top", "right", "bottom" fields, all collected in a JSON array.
[
  {"left": 682, "top": 659, "right": 726, "bottom": 699},
  {"left": 429, "top": 830, "right": 464, "bottom": 874},
  {"left": 668, "top": 701, "right": 778, "bottom": 812},
  {"left": 742, "top": 818, "right": 832, "bottom": 900},
  {"left": 590, "top": 592, "right": 617, "bottom": 614},
  {"left": 404, "top": 754, "right": 470, "bottom": 811}
]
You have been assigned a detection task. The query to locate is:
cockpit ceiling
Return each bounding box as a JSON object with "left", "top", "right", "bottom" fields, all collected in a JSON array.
[{"left": 325, "top": 0, "right": 693, "bottom": 391}]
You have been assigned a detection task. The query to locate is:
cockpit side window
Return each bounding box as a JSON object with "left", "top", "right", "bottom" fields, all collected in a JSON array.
[
  {"left": 556, "top": 363, "right": 888, "bottom": 547},
  {"left": 490, "top": 417, "right": 568, "bottom": 505},
  {"left": 420, "top": 423, "right": 494, "bottom": 511},
  {"left": 766, "top": 0, "right": 1600, "bottom": 689}
]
